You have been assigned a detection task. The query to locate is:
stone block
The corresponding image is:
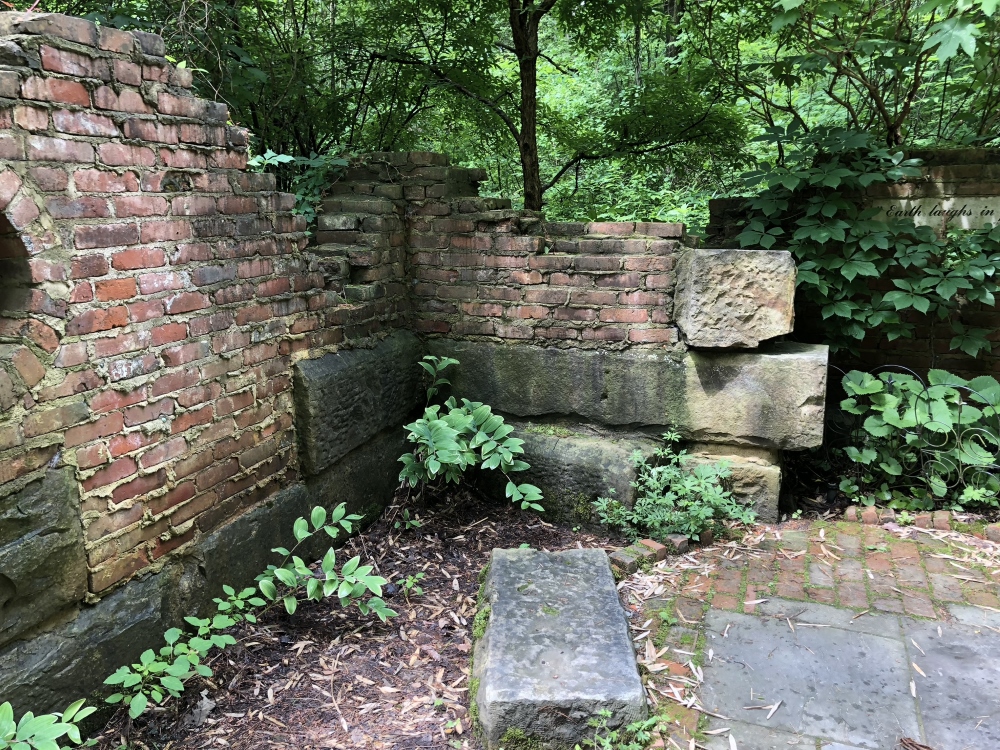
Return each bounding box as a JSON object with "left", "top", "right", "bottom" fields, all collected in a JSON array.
[
  {"left": 674, "top": 248, "right": 796, "bottom": 348},
  {"left": 986, "top": 523, "right": 1000, "bottom": 543},
  {"left": 665, "top": 534, "right": 689, "bottom": 554},
  {"left": 609, "top": 548, "right": 639, "bottom": 575},
  {"left": 0, "top": 467, "right": 87, "bottom": 648},
  {"left": 293, "top": 331, "right": 423, "bottom": 475},
  {"left": 684, "top": 443, "right": 782, "bottom": 523},
  {"left": 476, "top": 421, "right": 658, "bottom": 527},
  {"left": 638, "top": 539, "right": 667, "bottom": 561},
  {"left": 428, "top": 340, "right": 828, "bottom": 450},
  {"left": 474, "top": 549, "right": 646, "bottom": 748}
]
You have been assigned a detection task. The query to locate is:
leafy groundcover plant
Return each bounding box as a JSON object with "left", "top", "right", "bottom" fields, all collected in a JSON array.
[
  {"left": 594, "top": 432, "right": 754, "bottom": 540},
  {"left": 838, "top": 369, "right": 1000, "bottom": 510},
  {"left": 0, "top": 502, "right": 394, "bottom": 748},
  {"left": 398, "top": 356, "right": 544, "bottom": 511}
]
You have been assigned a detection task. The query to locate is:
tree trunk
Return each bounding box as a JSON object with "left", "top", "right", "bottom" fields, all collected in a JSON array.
[{"left": 509, "top": 1, "right": 546, "bottom": 211}]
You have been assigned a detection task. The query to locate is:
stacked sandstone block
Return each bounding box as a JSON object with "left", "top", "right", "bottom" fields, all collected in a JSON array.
[{"left": 0, "top": 13, "right": 404, "bottom": 592}]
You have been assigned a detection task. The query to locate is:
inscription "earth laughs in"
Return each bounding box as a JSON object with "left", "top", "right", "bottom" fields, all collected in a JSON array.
[
  {"left": 873, "top": 198, "right": 1000, "bottom": 230},
  {"left": 884, "top": 203, "right": 995, "bottom": 219}
]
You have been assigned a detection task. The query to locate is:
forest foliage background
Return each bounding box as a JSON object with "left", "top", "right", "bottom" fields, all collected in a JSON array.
[{"left": 26, "top": 0, "right": 1000, "bottom": 225}]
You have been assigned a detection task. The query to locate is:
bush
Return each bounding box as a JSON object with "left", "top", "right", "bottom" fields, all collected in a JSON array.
[
  {"left": 593, "top": 432, "right": 754, "bottom": 540},
  {"left": 398, "top": 356, "right": 544, "bottom": 511},
  {"left": 838, "top": 368, "right": 1000, "bottom": 510}
]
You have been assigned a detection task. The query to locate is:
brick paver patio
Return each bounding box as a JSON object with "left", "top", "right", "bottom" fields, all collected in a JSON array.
[{"left": 618, "top": 518, "right": 1000, "bottom": 749}]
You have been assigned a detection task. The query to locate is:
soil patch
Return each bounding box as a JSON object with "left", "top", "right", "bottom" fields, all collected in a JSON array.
[{"left": 92, "top": 486, "right": 622, "bottom": 750}]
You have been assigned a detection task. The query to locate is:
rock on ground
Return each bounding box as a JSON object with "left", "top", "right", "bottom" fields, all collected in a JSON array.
[{"left": 474, "top": 548, "right": 646, "bottom": 748}]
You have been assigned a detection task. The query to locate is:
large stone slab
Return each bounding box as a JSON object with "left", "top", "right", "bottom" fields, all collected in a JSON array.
[
  {"left": 674, "top": 248, "right": 796, "bottom": 348},
  {"left": 0, "top": 467, "right": 86, "bottom": 648},
  {"left": 477, "top": 421, "right": 659, "bottom": 527},
  {"left": 294, "top": 330, "right": 423, "bottom": 475},
  {"left": 685, "top": 443, "right": 781, "bottom": 523},
  {"left": 901, "top": 617, "right": 1000, "bottom": 748},
  {"left": 474, "top": 548, "right": 646, "bottom": 748},
  {"left": 428, "top": 340, "right": 827, "bottom": 450},
  {"left": 700, "top": 605, "right": 919, "bottom": 749}
]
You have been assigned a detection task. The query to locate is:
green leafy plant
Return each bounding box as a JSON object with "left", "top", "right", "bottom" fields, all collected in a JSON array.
[
  {"left": 0, "top": 700, "right": 95, "bottom": 750},
  {"left": 594, "top": 432, "right": 754, "bottom": 540},
  {"left": 739, "top": 125, "right": 1000, "bottom": 356},
  {"left": 99, "top": 502, "right": 395, "bottom": 722},
  {"left": 398, "top": 357, "right": 544, "bottom": 512},
  {"left": 573, "top": 710, "right": 660, "bottom": 750},
  {"left": 257, "top": 504, "right": 394, "bottom": 621},
  {"left": 838, "top": 369, "right": 1000, "bottom": 510},
  {"left": 394, "top": 509, "right": 422, "bottom": 531},
  {"left": 397, "top": 572, "right": 425, "bottom": 599},
  {"left": 247, "top": 149, "right": 349, "bottom": 225}
]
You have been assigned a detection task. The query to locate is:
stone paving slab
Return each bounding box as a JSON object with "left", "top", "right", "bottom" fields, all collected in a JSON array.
[
  {"left": 474, "top": 548, "right": 646, "bottom": 748},
  {"left": 901, "top": 617, "right": 1000, "bottom": 748},
  {"left": 701, "top": 606, "right": 920, "bottom": 749},
  {"left": 628, "top": 519, "right": 1000, "bottom": 749}
]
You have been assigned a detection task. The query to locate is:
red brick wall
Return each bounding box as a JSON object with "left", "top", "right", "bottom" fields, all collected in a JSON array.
[
  {"left": 0, "top": 14, "right": 405, "bottom": 593},
  {"left": 0, "top": 14, "right": 691, "bottom": 599},
  {"left": 317, "top": 157, "right": 687, "bottom": 348}
]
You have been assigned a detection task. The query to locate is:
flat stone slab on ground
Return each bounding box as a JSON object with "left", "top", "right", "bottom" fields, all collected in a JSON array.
[
  {"left": 698, "top": 598, "right": 1000, "bottom": 750},
  {"left": 474, "top": 548, "right": 646, "bottom": 748}
]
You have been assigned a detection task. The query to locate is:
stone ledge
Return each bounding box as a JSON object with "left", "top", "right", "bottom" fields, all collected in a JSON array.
[{"left": 428, "top": 340, "right": 828, "bottom": 450}]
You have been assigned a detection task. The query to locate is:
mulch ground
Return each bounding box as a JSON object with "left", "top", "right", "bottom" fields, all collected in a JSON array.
[
  {"left": 89, "top": 485, "right": 1000, "bottom": 750},
  {"left": 92, "top": 486, "right": 623, "bottom": 750}
]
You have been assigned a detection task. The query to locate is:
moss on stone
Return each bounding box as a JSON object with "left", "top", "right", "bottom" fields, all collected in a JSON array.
[
  {"left": 498, "top": 727, "right": 543, "bottom": 750},
  {"left": 541, "top": 604, "right": 559, "bottom": 616},
  {"left": 522, "top": 423, "right": 576, "bottom": 438},
  {"left": 473, "top": 604, "right": 491, "bottom": 641}
]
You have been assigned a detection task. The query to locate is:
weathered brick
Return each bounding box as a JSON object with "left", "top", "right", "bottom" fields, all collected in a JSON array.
[
  {"left": 98, "top": 143, "right": 155, "bottom": 167},
  {"left": 23, "top": 400, "right": 90, "bottom": 438},
  {"left": 21, "top": 76, "right": 90, "bottom": 106},
  {"left": 111, "top": 469, "right": 166, "bottom": 503},
  {"left": 93, "top": 86, "right": 152, "bottom": 114},
  {"left": 112, "top": 247, "right": 166, "bottom": 270},
  {"left": 53, "top": 109, "right": 118, "bottom": 137},
  {"left": 26, "top": 135, "right": 95, "bottom": 163},
  {"left": 105, "top": 353, "right": 159, "bottom": 384},
  {"left": 66, "top": 306, "right": 128, "bottom": 335},
  {"left": 114, "top": 195, "right": 169, "bottom": 217},
  {"left": 81, "top": 457, "right": 137, "bottom": 492},
  {"left": 164, "top": 292, "right": 210, "bottom": 314},
  {"left": 12, "top": 346, "right": 46, "bottom": 387},
  {"left": 75, "top": 223, "right": 139, "bottom": 249},
  {"left": 74, "top": 169, "right": 140, "bottom": 193},
  {"left": 14, "top": 105, "right": 49, "bottom": 131},
  {"left": 94, "top": 278, "right": 137, "bottom": 302}
]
